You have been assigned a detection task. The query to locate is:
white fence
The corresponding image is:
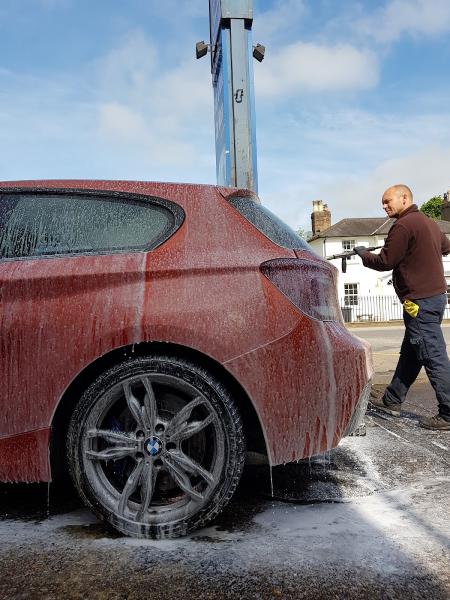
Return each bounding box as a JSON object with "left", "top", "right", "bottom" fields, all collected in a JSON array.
[{"left": 340, "top": 295, "right": 450, "bottom": 323}]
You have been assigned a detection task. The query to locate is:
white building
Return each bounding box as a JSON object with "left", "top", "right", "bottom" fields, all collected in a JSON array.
[{"left": 307, "top": 201, "right": 450, "bottom": 322}]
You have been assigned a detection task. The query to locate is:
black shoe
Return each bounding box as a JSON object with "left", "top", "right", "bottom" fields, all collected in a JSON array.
[
  {"left": 369, "top": 391, "right": 401, "bottom": 417},
  {"left": 419, "top": 415, "right": 450, "bottom": 431}
]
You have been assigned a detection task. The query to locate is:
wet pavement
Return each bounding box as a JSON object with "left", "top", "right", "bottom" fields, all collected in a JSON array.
[
  {"left": 351, "top": 323, "right": 450, "bottom": 385},
  {"left": 1, "top": 328, "right": 450, "bottom": 599},
  {"left": 1, "top": 379, "right": 449, "bottom": 599}
]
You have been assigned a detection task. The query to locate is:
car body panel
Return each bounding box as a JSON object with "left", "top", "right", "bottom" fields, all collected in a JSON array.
[
  {"left": 0, "top": 180, "right": 372, "bottom": 481},
  {"left": 0, "top": 428, "right": 50, "bottom": 482}
]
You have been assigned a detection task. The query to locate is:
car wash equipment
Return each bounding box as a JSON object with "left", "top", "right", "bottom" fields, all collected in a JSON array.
[{"left": 326, "top": 246, "right": 383, "bottom": 273}]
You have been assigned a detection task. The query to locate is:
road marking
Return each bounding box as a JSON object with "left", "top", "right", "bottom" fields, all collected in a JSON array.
[
  {"left": 371, "top": 419, "right": 450, "bottom": 466},
  {"left": 431, "top": 441, "right": 449, "bottom": 451},
  {"left": 372, "top": 420, "right": 410, "bottom": 442}
]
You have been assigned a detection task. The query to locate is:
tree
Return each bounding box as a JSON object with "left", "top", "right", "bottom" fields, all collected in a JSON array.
[
  {"left": 296, "top": 227, "right": 308, "bottom": 240},
  {"left": 420, "top": 196, "right": 443, "bottom": 219}
]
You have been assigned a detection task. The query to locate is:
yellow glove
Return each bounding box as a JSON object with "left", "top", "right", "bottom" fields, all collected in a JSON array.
[{"left": 403, "top": 299, "right": 419, "bottom": 318}]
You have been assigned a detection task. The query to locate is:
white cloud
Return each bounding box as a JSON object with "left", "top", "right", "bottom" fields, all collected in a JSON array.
[
  {"left": 255, "top": 42, "right": 379, "bottom": 96},
  {"left": 98, "top": 103, "right": 146, "bottom": 140},
  {"left": 97, "top": 99, "right": 206, "bottom": 169},
  {"left": 253, "top": 0, "right": 307, "bottom": 44},
  {"left": 95, "top": 31, "right": 158, "bottom": 107},
  {"left": 145, "top": 0, "right": 205, "bottom": 20},
  {"left": 94, "top": 31, "right": 214, "bottom": 168},
  {"left": 260, "top": 144, "right": 450, "bottom": 233},
  {"left": 317, "top": 145, "right": 450, "bottom": 222},
  {"left": 94, "top": 29, "right": 212, "bottom": 119},
  {"left": 150, "top": 60, "right": 211, "bottom": 121},
  {"left": 256, "top": 106, "right": 450, "bottom": 231},
  {"left": 356, "top": 0, "right": 450, "bottom": 43},
  {"left": 0, "top": 28, "right": 215, "bottom": 180}
]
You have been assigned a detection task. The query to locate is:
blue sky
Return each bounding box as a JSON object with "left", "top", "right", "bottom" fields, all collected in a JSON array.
[{"left": 1, "top": 0, "right": 449, "bottom": 231}]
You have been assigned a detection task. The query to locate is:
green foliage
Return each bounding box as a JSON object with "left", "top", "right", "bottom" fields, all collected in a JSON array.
[{"left": 420, "top": 196, "right": 443, "bottom": 219}]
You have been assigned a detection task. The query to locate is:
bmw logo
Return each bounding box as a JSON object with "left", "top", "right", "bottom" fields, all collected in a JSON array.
[{"left": 145, "top": 437, "right": 163, "bottom": 457}]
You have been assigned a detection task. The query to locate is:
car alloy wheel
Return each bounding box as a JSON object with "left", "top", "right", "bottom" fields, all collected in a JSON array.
[{"left": 68, "top": 356, "right": 245, "bottom": 538}]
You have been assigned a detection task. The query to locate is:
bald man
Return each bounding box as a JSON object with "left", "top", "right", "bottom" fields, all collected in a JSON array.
[{"left": 354, "top": 184, "right": 450, "bottom": 430}]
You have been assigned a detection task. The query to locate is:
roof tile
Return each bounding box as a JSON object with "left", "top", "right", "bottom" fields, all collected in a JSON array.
[{"left": 309, "top": 217, "right": 450, "bottom": 239}]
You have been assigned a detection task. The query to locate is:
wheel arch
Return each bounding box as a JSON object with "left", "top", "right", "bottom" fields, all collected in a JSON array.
[{"left": 50, "top": 341, "right": 267, "bottom": 480}]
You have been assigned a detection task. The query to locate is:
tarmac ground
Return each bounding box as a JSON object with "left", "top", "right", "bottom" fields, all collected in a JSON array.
[{"left": 0, "top": 326, "right": 449, "bottom": 599}]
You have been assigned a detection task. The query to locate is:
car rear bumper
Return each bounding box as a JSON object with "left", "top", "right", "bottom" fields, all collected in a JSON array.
[
  {"left": 343, "top": 379, "right": 371, "bottom": 436},
  {"left": 225, "top": 317, "right": 373, "bottom": 465}
]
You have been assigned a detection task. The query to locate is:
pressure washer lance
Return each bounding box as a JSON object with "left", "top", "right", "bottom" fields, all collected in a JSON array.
[{"left": 325, "top": 246, "right": 383, "bottom": 273}]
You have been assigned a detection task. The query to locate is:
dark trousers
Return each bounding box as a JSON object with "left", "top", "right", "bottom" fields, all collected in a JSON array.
[{"left": 383, "top": 293, "right": 450, "bottom": 421}]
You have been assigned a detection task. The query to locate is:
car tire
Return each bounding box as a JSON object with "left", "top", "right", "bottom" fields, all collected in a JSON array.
[{"left": 67, "top": 355, "right": 245, "bottom": 539}]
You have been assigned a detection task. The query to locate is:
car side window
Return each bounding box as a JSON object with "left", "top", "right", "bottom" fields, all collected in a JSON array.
[
  {"left": 0, "top": 192, "right": 182, "bottom": 259},
  {"left": 227, "top": 196, "right": 312, "bottom": 251}
]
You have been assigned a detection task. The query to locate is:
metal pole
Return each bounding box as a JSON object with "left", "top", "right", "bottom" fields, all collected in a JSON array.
[{"left": 209, "top": 1, "right": 258, "bottom": 192}]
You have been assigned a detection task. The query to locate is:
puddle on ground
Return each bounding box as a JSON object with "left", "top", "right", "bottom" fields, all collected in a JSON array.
[
  {"left": 0, "top": 443, "right": 389, "bottom": 536},
  {"left": 240, "top": 443, "right": 382, "bottom": 504},
  {"left": 62, "top": 523, "right": 123, "bottom": 540},
  {"left": 0, "top": 481, "right": 81, "bottom": 522},
  {"left": 190, "top": 534, "right": 231, "bottom": 543}
]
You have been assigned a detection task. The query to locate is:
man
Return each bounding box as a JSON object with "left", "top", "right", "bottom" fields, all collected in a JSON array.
[{"left": 354, "top": 184, "right": 450, "bottom": 431}]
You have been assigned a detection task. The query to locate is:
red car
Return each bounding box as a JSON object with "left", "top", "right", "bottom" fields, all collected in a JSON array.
[{"left": 0, "top": 180, "right": 372, "bottom": 538}]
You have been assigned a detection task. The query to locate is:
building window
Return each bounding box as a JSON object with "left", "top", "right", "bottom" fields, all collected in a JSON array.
[
  {"left": 342, "top": 239, "right": 356, "bottom": 260},
  {"left": 344, "top": 283, "right": 359, "bottom": 306}
]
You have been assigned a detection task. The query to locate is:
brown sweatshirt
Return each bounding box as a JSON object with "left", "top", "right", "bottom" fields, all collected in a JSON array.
[{"left": 361, "top": 204, "right": 450, "bottom": 302}]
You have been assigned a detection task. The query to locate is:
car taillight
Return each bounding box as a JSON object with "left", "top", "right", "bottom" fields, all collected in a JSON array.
[{"left": 260, "top": 258, "right": 342, "bottom": 322}]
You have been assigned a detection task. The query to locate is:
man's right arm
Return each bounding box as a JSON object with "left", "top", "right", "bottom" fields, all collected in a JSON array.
[{"left": 357, "top": 223, "right": 409, "bottom": 272}]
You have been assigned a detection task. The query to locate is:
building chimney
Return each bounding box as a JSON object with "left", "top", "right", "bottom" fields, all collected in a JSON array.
[
  {"left": 311, "top": 200, "right": 331, "bottom": 235},
  {"left": 442, "top": 190, "right": 450, "bottom": 222}
]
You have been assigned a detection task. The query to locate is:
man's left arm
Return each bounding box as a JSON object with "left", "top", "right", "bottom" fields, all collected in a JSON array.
[{"left": 354, "top": 224, "right": 409, "bottom": 272}]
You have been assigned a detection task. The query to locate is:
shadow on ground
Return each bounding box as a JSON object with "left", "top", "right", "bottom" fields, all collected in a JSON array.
[{"left": 0, "top": 442, "right": 376, "bottom": 531}]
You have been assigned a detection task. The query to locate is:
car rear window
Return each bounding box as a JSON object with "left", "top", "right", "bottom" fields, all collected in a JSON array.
[
  {"left": 0, "top": 192, "right": 184, "bottom": 259},
  {"left": 227, "top": 196, "right": 312, "bottom": 251}
]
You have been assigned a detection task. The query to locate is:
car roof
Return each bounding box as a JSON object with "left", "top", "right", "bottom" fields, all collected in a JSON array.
[{"left": 0, "top": 179, "right": 258, "bottom": 205}]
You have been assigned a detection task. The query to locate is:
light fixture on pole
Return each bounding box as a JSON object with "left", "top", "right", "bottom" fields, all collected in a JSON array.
[
  {"left": 196, "top": 40, "right": 211, "bottom": 59},
  {"left": 252, "top": 43, "right": 265, "bottom": 62}
]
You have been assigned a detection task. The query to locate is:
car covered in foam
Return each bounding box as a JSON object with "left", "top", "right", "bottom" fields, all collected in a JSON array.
[{"left": 0, "top": 180, "right": 372, "bottom": 538}]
